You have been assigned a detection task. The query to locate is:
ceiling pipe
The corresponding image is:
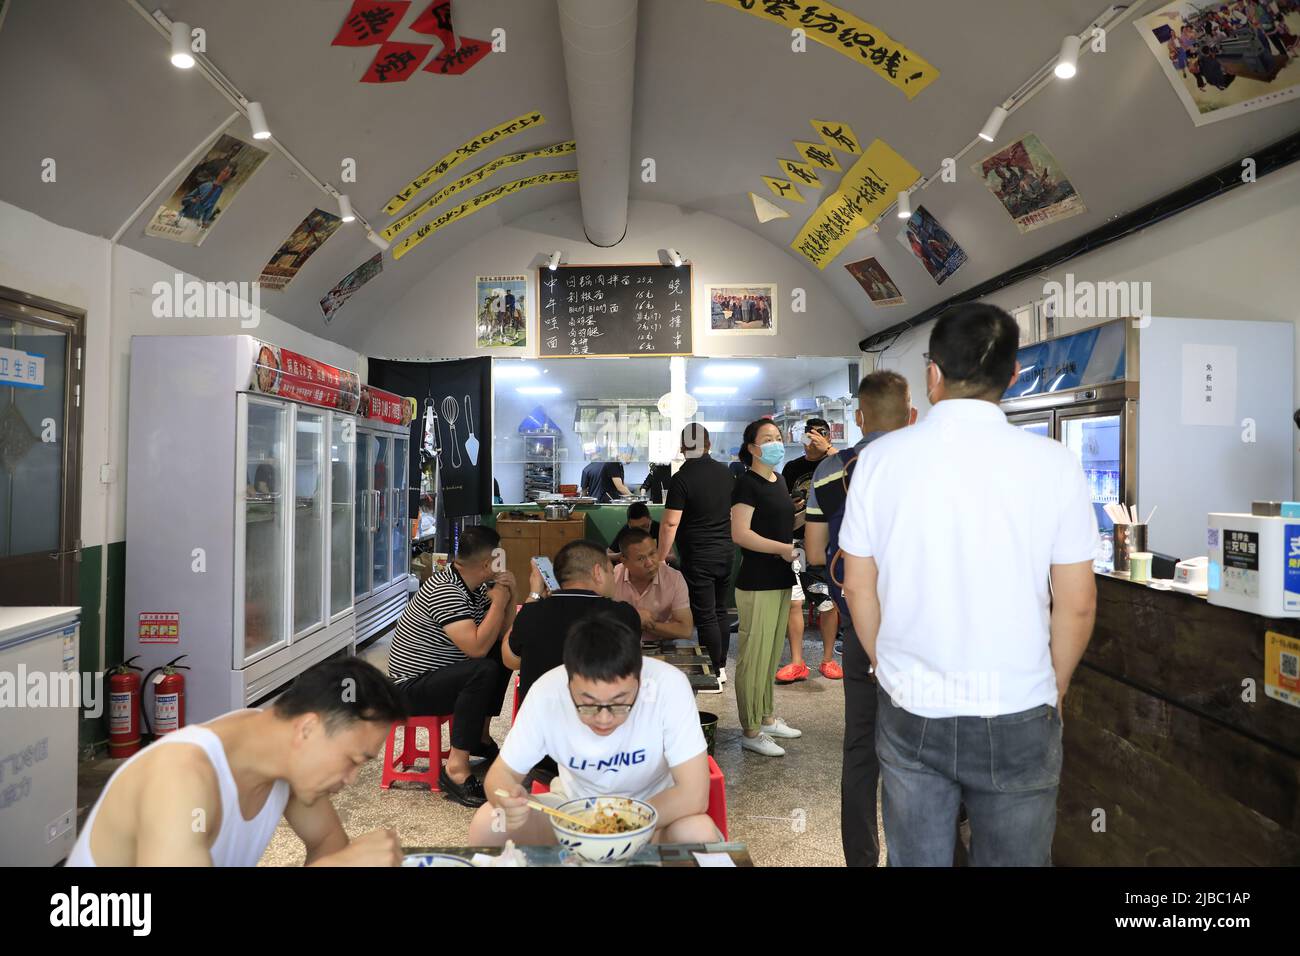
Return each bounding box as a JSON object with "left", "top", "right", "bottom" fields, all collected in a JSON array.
[{"left": 556, "top": 0, "right": 638, "bottom": 247}]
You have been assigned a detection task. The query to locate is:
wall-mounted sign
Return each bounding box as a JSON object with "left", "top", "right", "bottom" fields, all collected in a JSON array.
[{"left": 0, "top": 347, "right": 44, "bottom": 389}]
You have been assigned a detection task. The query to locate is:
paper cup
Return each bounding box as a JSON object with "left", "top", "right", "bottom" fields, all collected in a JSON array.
[{"left": 1128, "top": 551, "right": 1153, "bottom": 584}]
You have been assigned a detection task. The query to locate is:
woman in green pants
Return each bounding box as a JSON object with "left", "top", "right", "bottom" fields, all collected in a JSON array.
[{"left": 729, "top": 419, "right": 803, "bottom": 756}]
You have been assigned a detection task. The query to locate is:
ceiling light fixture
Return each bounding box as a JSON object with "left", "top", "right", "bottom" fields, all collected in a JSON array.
[
  {"left": 493, "top": 363, "right": 540, "bottom": 381},
  {"left": 547, "top": 250, "right": 562, "bottom": 271},
  {"left": 978, "top": 105, "right": 1009, "bottom": 143},
  {"left": 701, "top": 363, "right": 760, "bottom": 380},
  {"left": 667, "top": 248, "right": 684, "bottom": 267},
  {"left": 337, "top": 194, "right": 355, "bottom": 223},
  {"left": 517, "top": 386, "right": 561, "bottom": 396},
  {"left": 896, "top": 189, "right": 912, "bottom": 220},
  {"left": 366, "top": 229, "right": 390, "bottom": 252},
  {"left": 692, "top": 386, "right": 738, "bottom": 396},
  {"left": 246, "top": 100, "right": 271, "bottom": 140},
  {"left": 1054, "top": 35, "right": 1081, "bottom": 79},
  {"left": 169, "top": 21, "right": 195, "bottom": 69}
]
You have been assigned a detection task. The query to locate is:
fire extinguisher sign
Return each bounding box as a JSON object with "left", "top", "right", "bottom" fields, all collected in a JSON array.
[{"left": 139, "top": 612, "right": 180, "bottom": 644}]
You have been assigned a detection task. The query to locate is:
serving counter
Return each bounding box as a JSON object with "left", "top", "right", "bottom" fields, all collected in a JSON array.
[{"left": 1055, "top": 572, "right": 1300, "bottom": 865}]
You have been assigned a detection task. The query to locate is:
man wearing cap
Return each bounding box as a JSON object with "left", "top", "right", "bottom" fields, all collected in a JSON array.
[{"left": 776, "top": 417, "right": 841, "bottom": 683}]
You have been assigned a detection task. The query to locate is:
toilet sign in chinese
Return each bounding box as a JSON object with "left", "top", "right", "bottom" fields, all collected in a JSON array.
[
  {"left": 1180, "top": 343, "right": 1236, "bottom": 427},
  {"left": 0, "top": 347, "right": 44, "bottom": 389}
]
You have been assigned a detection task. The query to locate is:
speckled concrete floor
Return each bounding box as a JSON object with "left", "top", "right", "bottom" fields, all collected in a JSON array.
[{"left": 78, "top": 626, "right": 884, "bottom": 867}]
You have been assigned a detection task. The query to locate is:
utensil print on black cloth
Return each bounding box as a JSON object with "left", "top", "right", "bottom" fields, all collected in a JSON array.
[
  {"left": 463, "top": 394, "right": 480, "bottom": 466},
  {"left": 441, "top": 397, "right": 463, "bottom": 468}
]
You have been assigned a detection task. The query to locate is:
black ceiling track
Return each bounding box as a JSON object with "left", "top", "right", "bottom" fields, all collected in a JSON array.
[{"left": 859, "top": 128, "right": 1300, "bottom": 352}]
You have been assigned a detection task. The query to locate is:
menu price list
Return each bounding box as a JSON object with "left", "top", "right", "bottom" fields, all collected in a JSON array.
[{"left": 538, "top": 264, "right": 693, "bottom": 357}]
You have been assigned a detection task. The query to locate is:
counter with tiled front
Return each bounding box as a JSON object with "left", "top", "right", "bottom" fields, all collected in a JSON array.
[{"left": 1055, "top": 572, "right": 1300, "bottom": 865}]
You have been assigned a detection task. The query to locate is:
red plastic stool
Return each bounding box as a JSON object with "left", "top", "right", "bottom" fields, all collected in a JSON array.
[
  {"left": 380, "top": 715, "right": 454, "bottom": 792},
  {"left": 529, "top": 756, "right": 729, "bottom": 840}
]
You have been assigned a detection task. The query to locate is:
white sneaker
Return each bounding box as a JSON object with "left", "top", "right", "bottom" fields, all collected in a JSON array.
[
  {"left": 717, "top": 667, "right": 727, "bottom": 685},
  {"left": 759, "top": 717, "right": 802, "bottom": 739},
  {"left": 741, "top": 733, "right": 785, "bottom": 756}
]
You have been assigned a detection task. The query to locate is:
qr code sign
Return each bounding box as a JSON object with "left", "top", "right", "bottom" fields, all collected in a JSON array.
[{"left": 1283, "top": 652, "right": 1299, "bottom": 680}]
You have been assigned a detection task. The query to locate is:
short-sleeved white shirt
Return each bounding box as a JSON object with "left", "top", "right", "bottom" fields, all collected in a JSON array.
[
  {"left": 839, "top": 399, "right": 1098, "bottom": 718},
  {"left": 500, "top": 658, "right": 706, "bottom": 801}
]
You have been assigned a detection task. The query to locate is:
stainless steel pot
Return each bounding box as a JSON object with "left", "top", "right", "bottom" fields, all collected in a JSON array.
[{"left": 543, "top": 502, "right": 573, "bottom": 520}]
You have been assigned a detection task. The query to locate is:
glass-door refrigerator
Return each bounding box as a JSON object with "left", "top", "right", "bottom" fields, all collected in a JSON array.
[
  {"left": 355, "top": 387, "right": 416, "bottom": 645},
  {"left": 1002, "top": 316, "right": 1292, "bottom": 570},
  {"left": 126, "top": 336, "right": 362, "bottom": 724}
]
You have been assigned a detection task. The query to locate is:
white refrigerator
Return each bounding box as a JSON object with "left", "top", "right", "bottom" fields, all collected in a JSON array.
[
  {"left": 0, "top": 607, "right": 80, "bottom": 866},
  {"left": 355, "top": 391, "right": 415, "bottom": 644},
  {"left": 125, "top": 336, "right": 361, "bottom": 724},
  {"left": 1002, "top": 317, "right": 1293, "bottom": 566}
]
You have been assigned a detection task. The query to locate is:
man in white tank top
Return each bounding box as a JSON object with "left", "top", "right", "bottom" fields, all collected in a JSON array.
[{"left": 69, "top": 658, "right": 407, "bottom": 866}]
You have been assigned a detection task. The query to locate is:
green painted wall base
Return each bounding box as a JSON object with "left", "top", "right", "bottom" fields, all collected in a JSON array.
[{"left": 75, "top": 541, "right": 125, "bottom": 750}]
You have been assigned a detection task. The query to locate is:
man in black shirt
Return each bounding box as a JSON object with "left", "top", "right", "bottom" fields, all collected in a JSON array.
[
  {"left": 608, "top": 501, "right": 661, "bottom": 557},
  {"left": 502, "top": 539, "right": 640, "bottom": 703},
  {"left": 777, "top": 417, "right": 842, "bottom": 683},
  {"left": 658, "top": 424, "right": 736, "bottom": 687},
  {"left": 580, "top": 459, "right": 631, "bottom": 502}
]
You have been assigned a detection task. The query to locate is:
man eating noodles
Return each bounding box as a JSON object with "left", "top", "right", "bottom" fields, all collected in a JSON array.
[{"left": 469, "top": 616, "right": 718, "bottom": 846}]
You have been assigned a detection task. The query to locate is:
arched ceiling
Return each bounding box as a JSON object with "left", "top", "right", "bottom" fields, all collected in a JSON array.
[{"left": 1, "top": 0, "right": 1297, "bottom": 340}]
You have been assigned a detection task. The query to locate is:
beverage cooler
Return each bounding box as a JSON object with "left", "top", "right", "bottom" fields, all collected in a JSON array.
[
  {"left": 355, "top": 388, "right": 416, "bottom": 645},
  {"left": 126, "top": 336, "right": 367, "bottom": 724},
  {"left": 1001, "top": 317, "right": 1293, "bottom": 570}
]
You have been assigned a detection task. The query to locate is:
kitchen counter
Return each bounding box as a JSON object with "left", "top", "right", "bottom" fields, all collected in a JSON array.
[{"left": 1055, "top": 572, "right": 1300, "bottom": 865}]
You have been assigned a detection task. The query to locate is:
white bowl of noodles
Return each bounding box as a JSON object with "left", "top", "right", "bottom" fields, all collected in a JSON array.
[{"left": 548, "top": 796, "right": 658, "bottom": 864}]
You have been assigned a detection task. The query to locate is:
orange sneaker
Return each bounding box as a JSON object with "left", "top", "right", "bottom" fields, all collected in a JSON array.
[
  {"left": 819, "top": 660, "right": 844, "bottom": 680},
  {"left": 775, "top": 662, "right": 810, "bottom": 684}
]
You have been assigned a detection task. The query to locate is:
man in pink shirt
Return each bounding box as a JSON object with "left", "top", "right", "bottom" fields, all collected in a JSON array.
[{"left": 614, "top": 528, "right": 694, "bottom": 642}]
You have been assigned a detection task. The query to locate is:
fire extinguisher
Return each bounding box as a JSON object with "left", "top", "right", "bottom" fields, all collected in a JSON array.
[
  {"left": 142, "top": 655, "right": 190, "bottom": 739},
  {"left": 107, "top": 657, "right": 144, "bottom": 759}
]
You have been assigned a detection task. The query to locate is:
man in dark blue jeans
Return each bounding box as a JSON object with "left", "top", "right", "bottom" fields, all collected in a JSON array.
[
  {"left": 839, "top": 305, "right": 1098, "bottom": 866},
  {"left": 805, "top": 370, "right": 915, "bottom": 867}
]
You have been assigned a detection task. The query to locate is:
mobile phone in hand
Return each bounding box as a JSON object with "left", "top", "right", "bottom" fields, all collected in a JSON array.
[{"left": 531, "top": 556, "right": 561, "bottom": 593}]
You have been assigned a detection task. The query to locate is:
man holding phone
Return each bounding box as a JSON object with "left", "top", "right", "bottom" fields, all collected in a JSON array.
[
  {"left": 502, "top": 540, "right": 641, "bottom": 706},
  {"left": 777, "top": 418, "right": 842, "bottom": 683}
]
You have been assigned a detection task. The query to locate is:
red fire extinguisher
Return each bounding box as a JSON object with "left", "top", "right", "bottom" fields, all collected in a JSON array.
[
  {"left": 142, "top": 655, "right": 190, "bottom": 739},
  {"left": 107, "top": 657, "right": 144, "bottom": 759}
]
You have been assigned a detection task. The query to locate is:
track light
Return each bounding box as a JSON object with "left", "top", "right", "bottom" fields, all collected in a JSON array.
[
  {"left": 1055, "top": 35, "right": 1080, "bottom": 79},
  {"left": 246, "top": 101, "right": 271, "bottom": 140},
  {"left": 547, "top": 250, "right": 562, "bottom": 271},
  {"left": 978, "top": 105, "right": 1008, "bottom": 143},
  {"left": 170, "top": 21, "right": 195, "bottom": 69},
  {"left": 896, "top": 190, "right": 912, "bottom": 220},
  {"left": 667, "top": 248, "right": 684, "bottom": 267},
  {"left": 337, "top": 194, "right": 355, "bottom": 223},
  {"left": 366, "top": 229, "right": 389, "bottom": 252}
]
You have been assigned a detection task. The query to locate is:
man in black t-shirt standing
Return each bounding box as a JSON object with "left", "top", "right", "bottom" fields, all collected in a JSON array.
[
  {"left": 777, "top": 417, "right": 842, "bottom": 684},
  {"left": 658, "top": 424, "right": 736, "bottom": 690},
  {"left": 580, "top": 458, "right": 632, "bottom": 502}
]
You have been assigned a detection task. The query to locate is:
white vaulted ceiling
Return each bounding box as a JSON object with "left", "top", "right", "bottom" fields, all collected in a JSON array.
[{"left": 1, "top": 0, "right": 1297, "bottom": 340}]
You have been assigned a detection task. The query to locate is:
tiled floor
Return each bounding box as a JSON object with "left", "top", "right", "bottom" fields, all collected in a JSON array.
[{"left": 78, "top": 627, "right": 882, "bottom": 867}]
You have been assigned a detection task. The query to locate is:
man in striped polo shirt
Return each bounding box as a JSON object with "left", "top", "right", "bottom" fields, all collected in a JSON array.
[{"left": 389, "top": 525, "right": 517, "bottom": 807}]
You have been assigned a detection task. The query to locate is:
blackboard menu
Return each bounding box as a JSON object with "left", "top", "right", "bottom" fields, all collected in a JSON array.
[{"left": 538, "top": 264, "right": 693, "bottom": 357}]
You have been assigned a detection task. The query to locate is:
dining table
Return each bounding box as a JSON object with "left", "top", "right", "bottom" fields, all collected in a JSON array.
[{"left": 400, "top": 841, "right": 753, "bottom": 867}]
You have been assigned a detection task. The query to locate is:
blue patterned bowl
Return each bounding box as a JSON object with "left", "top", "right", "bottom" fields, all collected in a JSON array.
[
  {"left": 401, "top": 853, "right": 475, "bottom": 867},
  {"left": 548, "top": 796, "right": 657, "bottom": 864}
]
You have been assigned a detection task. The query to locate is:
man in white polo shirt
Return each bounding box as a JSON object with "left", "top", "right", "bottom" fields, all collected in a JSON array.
[{"left": 839, "top": 303, "right": 1098, "bottom": 867}]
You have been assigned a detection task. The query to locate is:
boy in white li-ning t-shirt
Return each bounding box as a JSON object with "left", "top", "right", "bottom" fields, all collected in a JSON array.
[{"left": 469, "top": 615, "right": 719, "bottom": 846}]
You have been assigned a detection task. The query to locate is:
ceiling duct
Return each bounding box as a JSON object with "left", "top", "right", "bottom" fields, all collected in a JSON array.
[{"left": 556, "top": 0, "right": 638, "bottom": 247}]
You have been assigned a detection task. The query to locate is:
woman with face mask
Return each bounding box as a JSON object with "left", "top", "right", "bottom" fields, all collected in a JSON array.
[{"left": 729, "top": 419, "right": 803, "bottom": 756}]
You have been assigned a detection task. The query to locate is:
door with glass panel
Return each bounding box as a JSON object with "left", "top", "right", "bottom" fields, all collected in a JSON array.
[
  {"left": 329, "top": 413, "right": 355, "bottom": 621},
  {"left": 1059, "top": 403, "right": 1128, "bottom": 572},
  {"left": 237, "top": 395, "right": 290, "bottom": 665},
  {"left": 0, "top": 290, "right": 83, "bottom": 606},
  {"left": 292, "top": 406, "right": 327, "bottom": 639},
  {"left": 371, "top": 435, "right": 392, "bottom": 590},
  {"left": 391, "top": 437, "right": 409, "bottom": 585},
  {"left": 355, "top": 431, "right": 377, "bottom": 600}
]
